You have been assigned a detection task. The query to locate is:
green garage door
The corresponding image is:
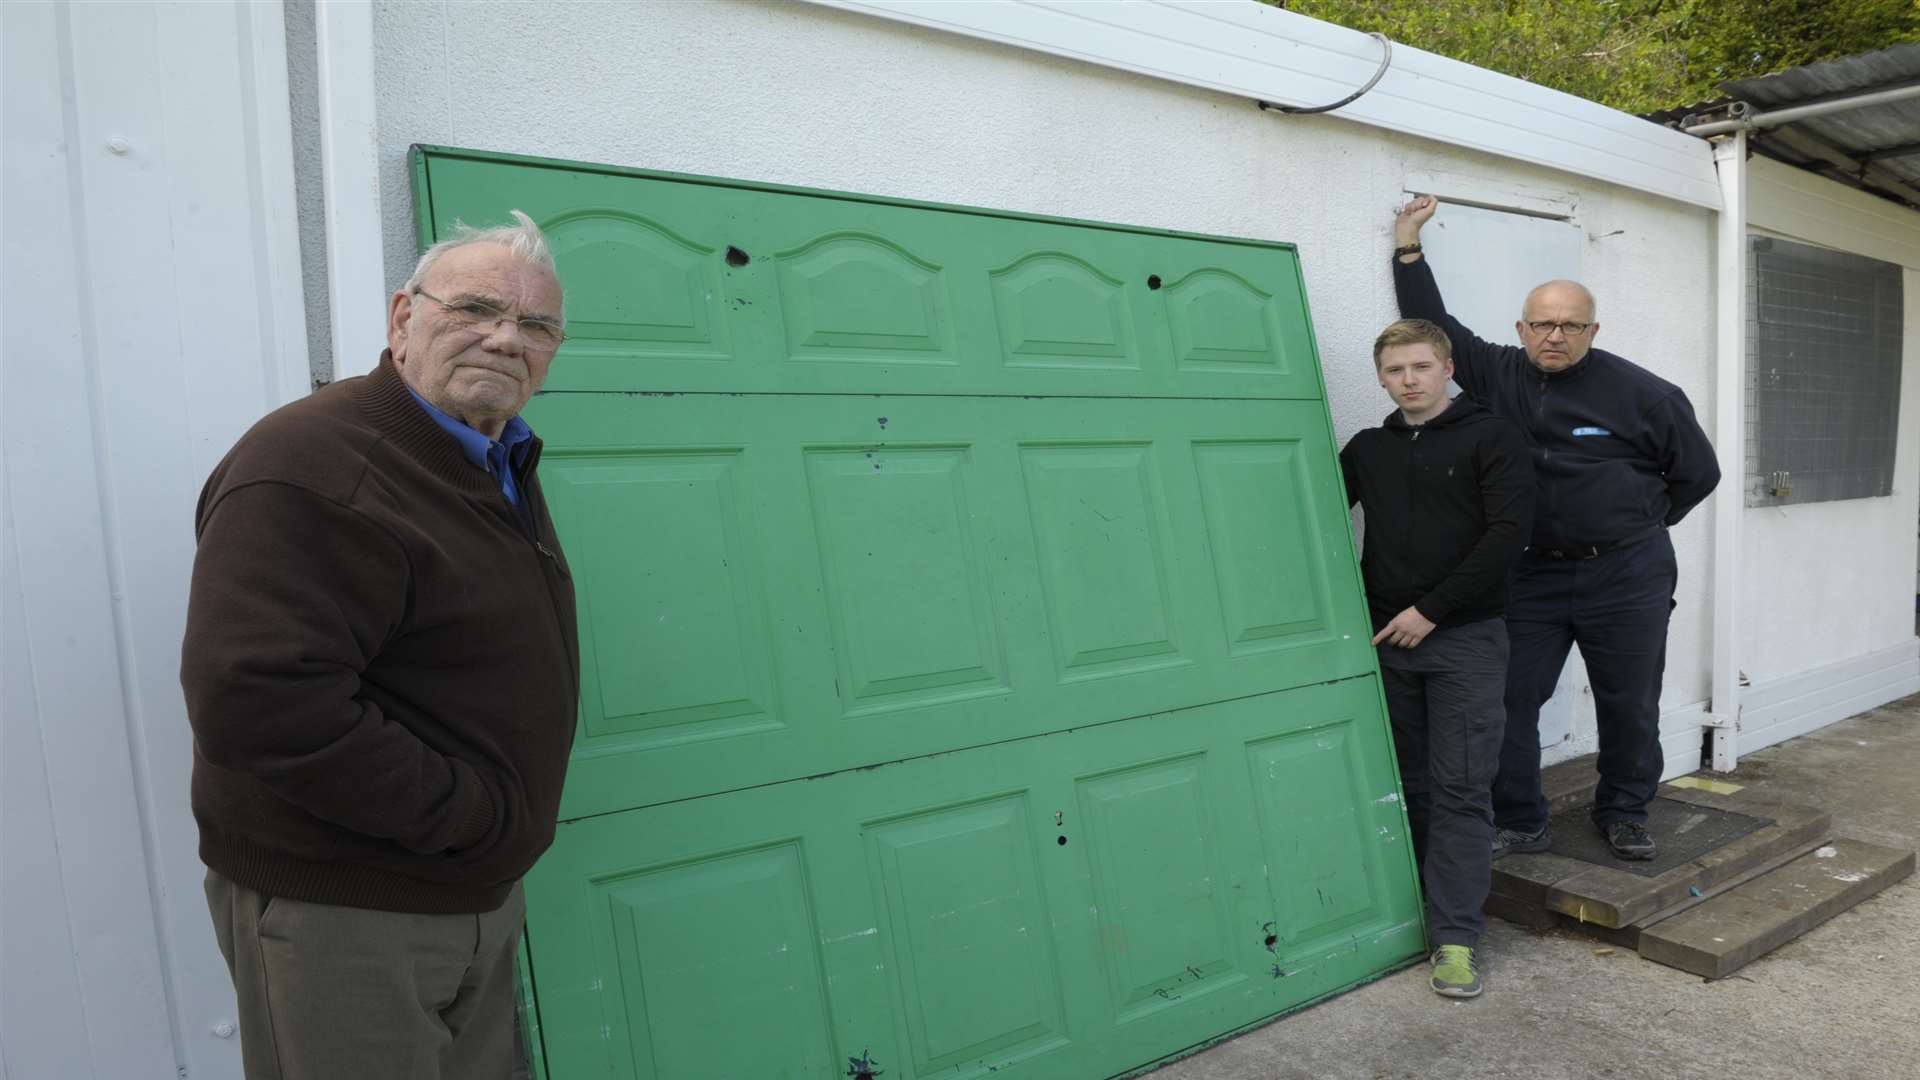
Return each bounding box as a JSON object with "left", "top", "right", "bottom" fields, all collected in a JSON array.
[{"left": 412, "top": 147, "right": 1422, "bottom": 1080}]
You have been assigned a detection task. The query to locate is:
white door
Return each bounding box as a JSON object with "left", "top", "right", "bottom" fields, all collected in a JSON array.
[
  {"left": 1419, "top": 199, "right": 1585, "bottom": 752},
  {"left": 2, "top": 3, "right": 308, "bottom": 1077}
]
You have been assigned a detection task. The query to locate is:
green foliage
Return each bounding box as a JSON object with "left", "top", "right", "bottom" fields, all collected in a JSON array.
[{"left": 1271, "top": 1, "right": 1920, "bottom": 114}]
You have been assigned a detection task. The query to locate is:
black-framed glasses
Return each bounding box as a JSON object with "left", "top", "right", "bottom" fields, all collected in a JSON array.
[
  {"left": 414, "top": 288, "right": 567, "bottom": 350},
  {"left": 1524, "top": 320, "right": 1593, "bottom": 337}
]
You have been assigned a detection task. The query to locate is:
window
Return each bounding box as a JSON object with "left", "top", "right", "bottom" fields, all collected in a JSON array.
[{"left": 1747, "top": 236, "right": 1903, "bottom": 507}]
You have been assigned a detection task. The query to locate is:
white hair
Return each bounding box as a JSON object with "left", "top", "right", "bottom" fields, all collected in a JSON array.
[{"left": 403, "top": 209, "right": 562, "bottom": 317}]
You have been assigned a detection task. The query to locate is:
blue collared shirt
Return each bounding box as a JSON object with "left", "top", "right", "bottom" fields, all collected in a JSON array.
[{"left": 405, "top": 386, "right": 535, "bottom": 508}]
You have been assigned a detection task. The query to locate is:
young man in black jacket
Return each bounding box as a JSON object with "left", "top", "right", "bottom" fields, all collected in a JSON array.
[
  {"left": 1392, "top": 196, "right": 1721, "bottom": 864},
  {"left": 1341, "top": 319, "right": 1534, "bottom": 998}
]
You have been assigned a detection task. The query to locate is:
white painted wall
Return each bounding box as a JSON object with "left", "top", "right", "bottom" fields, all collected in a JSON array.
[
  {"left": 363, "top": 0, "right": 1717, "bottom": 769},
  {"left": 1, "top": 2, "right": 307, "bottom": 1077},
  {"left": 1738, "top": 157, "right": 1920, "bottom": 749}
]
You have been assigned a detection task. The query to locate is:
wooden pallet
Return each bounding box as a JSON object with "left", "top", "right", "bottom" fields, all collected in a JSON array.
[{"left": 1484, "top": 766, "right": 1915, "bottom": 978}]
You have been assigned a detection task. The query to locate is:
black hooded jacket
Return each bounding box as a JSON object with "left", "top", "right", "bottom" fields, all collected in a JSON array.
[{"left": 1340, "top": 396, "right": 1535, "bottom": 631}]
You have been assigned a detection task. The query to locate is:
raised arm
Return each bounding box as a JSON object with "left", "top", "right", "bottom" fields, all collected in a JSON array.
[
  {"left": 1390, "top": 196, "right": 1513, "bottom": 400},
  {"left": 1394, "top": 194, "right": 1438, "bottom": 256}
]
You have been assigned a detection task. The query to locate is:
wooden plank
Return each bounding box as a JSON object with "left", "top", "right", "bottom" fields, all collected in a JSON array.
[
  {"left": 1483, "top": 890, "right": 1560, "bottom": 930},
  {"left": 1638, "top": 838, "right": 1916, "bottom": 979},
  {"left": 1481, "top": 752, "right": 1600, "bottom": 924},
  {"left": 1543, "top": 803, "right": 1831, "bottom": 928},
  {"left": 1488, "top": 850, "right": 1597, "bottom": 909},
  {"left": 1491, "top": 782, "right": 1844, "bottom": 931},
  {"left": 1552, "top": 837, "right": 1826, "bottom": 948}
]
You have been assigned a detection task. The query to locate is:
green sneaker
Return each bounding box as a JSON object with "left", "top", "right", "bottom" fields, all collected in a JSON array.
[{"left": 1429, "top": 945, "right": 1483, "bottom": 998}]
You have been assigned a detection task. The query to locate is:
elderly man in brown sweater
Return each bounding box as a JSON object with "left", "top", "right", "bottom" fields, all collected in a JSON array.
[{"left": 181, "top": 210, "right": 578, "bottom": 1080}]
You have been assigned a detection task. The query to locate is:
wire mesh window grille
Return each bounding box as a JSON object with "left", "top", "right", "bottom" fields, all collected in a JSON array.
[{"left": 1746, "top": 236, "right": 1903, "bottom": 507}]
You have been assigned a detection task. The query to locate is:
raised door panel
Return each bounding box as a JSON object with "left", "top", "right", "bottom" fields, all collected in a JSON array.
[
  {"left": 1019, "top": 443, "right": 1187, "bottom": 683},
  {"left": 776, "top": 232, "right": 956, "bottom": 366},
  {"left": 988, "top": 252, "right": 1138, "bottom": 371},
  {"left": 1141, "top": 234, "right": 1321, "bottom": 391},
  {"left": 526, "top": 394, "right": 1373, "bottom": 821},
  {"left": 541, "top": 210, "right": 731, "bottom": 363},
  {"left": 1247, "top": 720, "right": 1402, "bottom": 961},
  {"left": 417, "top": 155, "right": 1324, "bottom": 400},
  {"left": 526, "top": 823, "right": 846, "bottom": 1079},
  {"left": 863, "top": 796, "right": 1071, "bottom": 1075},
  {"left": 804, "top": 445, "right": 1010, "bottom": 715},
  {"left": 541, "top": 451, "right": 780, "bottom": 749},
  {"left": 1074, "top": 754, "right": 1244, "bottom": 1024},
  {"left": 1191, "top": 440, "right": 1339, "bottom": 655},
  {"left": 521, "top": 678, "right": 1421, "bottom": 1080},
  {"left": 602, "top": 843, "right": 834, "bottom": 1078},
  {"left": 1164, "top": 269, "right": 1287, "bottom": 373}
]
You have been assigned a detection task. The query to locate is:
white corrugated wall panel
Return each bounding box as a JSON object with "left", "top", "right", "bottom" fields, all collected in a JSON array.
[
  {"left": 1, "top": 2, "right": 307, "bottom": 1077},
  {"left": 806, "top": 0, "right": 1722, "bottom": 209}
]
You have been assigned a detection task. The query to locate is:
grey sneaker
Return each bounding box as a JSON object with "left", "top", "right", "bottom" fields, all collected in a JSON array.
[
  {"left": 1491, "top": 826, "right": 1551, "bottom": 860},
  {"left": 1602, "top": 820, "right": 1657, "bottom": 861}
]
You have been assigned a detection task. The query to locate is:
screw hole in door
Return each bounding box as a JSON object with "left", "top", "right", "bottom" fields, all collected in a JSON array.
[
  {"left": 1147, "top": 274, "right": 1162, "bottom": 290},
  {"left": 1057, "top": 835, "right": 1068, "bottom": 846},
  {"left": 725, "top": 245, "right": 751, "bottom": 267}
]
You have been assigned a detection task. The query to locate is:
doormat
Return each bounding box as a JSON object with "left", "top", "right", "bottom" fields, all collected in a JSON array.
[{"left": 1545, "top": 796, "right": 1773, "bottom": 877}]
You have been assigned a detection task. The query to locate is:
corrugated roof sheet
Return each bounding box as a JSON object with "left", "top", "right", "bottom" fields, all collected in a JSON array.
[
  {"left": 1646, "top": 43, "right": 1920, "bottom": 211},
  {"left": 1720, "top": 43, "right": 1920, "bottom": 104}
]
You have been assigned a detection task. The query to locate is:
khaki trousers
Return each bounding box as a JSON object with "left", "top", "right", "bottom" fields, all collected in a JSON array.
[{"left": 205, "top": 870, "right": 525, "bottom": 1080}]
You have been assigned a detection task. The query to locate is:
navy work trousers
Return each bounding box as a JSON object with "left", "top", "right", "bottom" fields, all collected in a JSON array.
[
  {"left": 1493, "top": 531, "right": 1678, "bottom": 834},
  {"left": 1378, "top": 617, "right": 1507, "bottom": 948}
]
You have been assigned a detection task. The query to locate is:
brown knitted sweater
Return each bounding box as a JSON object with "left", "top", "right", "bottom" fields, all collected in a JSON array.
[{"left": 181, "top": 354, "right": 579, "bottom": 913}]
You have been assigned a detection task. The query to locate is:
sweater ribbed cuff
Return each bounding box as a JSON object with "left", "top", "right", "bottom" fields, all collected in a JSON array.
[{"left": 448, "top": 787, "right": 498, "bottom": 854}]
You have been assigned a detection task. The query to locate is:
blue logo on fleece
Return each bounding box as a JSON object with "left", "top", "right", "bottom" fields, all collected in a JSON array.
[{"left": 1572, "top": 426, "right": 1612, "bottom": 437}]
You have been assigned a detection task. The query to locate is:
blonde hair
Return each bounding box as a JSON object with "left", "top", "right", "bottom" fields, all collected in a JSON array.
[{"left": 1372, "top": 318, "right": 1452, "bottom": 366}]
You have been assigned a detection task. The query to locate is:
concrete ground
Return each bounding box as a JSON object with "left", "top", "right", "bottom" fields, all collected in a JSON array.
[{"left": 1153, "top": 696, "right": 1920, "bottom": 1080}]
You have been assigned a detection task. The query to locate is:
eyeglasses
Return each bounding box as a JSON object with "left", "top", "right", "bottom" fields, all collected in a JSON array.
[
  {"left": 413, "top": 288, "right": 567, "bottom": 350},
  {"left": 1524, "top": 320, "right": 1593, "bottom": 337}
]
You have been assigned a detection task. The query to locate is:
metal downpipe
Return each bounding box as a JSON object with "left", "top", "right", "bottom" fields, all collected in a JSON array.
[{"left": 1708, "top": 129, "right": 1748, "bottom": 772}]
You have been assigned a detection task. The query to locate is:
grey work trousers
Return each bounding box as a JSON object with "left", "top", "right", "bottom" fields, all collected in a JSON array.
[
  {"left": 1376, "top": 616, "right": 1507, "bottom": 947},
  {"left": 205, "top": 870, "right": 524, "bottom": 1080}
]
